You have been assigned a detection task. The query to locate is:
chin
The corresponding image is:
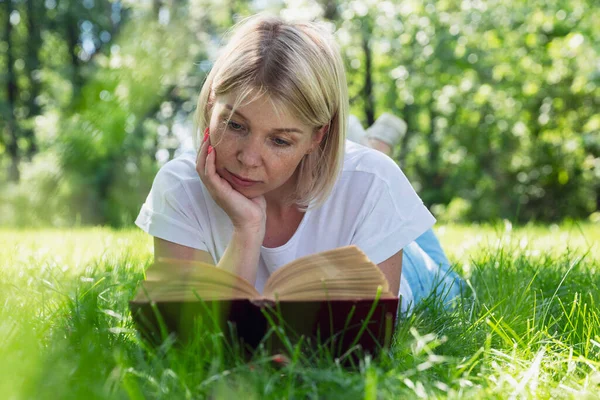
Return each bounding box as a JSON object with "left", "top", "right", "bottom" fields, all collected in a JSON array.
[{"left": 236, "top": 185, "right": 264, "bottom": 199}]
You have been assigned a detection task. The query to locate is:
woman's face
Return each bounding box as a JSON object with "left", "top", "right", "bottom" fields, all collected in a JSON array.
[{"left": 208, "top": 92, "right": 325, "bottom": 201}]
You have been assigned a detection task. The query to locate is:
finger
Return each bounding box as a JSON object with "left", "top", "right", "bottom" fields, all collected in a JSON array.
[
  {"left": 196, "top": 128, "right": 210, "bottom": 177},
  {"left": 204, "top": 145, "right": 233, "bottom": 196},
  {"left": 202, "top": 139, "right": 224, "bottom": 190},
  {"left": 204, "top": 145, "right": 216, "bottom": 178},
  {"left": 196, "top": 145, "right": 207, "bottom": 179},
  {"left": 196, "top": 140, "right": 204, "bottom": 165}
]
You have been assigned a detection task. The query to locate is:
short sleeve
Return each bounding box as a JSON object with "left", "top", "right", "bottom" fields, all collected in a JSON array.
[
  {"left": 351, "top": 157, "right": 435, "bottom": 265},
  {"left": 135, "top": 160, "right": 208, "bottom": 251}
]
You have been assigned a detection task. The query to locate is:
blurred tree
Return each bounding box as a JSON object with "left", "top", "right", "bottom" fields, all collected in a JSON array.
[
  {"left": 3, "top": 0, "right": 19, "bottom": 181},
  {"left": 1, "top": 0, "right": 125, "bottom": 181},
  {"left": 1, "top": 0, "right": 598, "bottom": 226},
  {"left": 336, "top": 0, "right": 599, "bottom": 222},
  {"left": 56, "top": 1, "right": 207, "bottom": 225},
  {"left": 22, "top": 0, "right": 41, "bottom": 159}
]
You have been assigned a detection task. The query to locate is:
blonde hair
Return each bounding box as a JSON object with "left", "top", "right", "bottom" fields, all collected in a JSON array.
[{"left": 193, "top": 14, "right": 348, "bottom": 209}]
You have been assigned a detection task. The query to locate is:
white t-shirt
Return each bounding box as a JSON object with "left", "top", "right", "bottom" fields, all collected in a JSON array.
[{"left": 136, "top": 140, "right": 436, "bottom": 304}]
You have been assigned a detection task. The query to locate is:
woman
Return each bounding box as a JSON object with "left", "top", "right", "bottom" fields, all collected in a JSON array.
[{"left": 135, "top": 15, "right": 461, "bottom": 312}]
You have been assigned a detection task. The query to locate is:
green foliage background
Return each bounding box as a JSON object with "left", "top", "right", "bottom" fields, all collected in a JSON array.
[{"left": 0, "top": 0, "right": 599, "bottom": 227}]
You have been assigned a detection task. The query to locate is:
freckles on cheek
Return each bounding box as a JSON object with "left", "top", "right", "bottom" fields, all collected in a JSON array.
[
  {"left": 276, "top": 154, "right": 305, "bottom": 176},
  {"left": 208, "top": 126, "right": 230, "bottom": 152}
]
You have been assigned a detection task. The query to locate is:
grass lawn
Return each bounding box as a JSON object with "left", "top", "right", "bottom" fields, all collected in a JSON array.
[{"left": 1, "top": 223, "right": 599, "bottom": 398}]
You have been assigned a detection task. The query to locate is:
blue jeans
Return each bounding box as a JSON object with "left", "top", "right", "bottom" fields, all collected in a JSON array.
[{"left": 401, "top": 228, "right": 464, "bottom": 311}]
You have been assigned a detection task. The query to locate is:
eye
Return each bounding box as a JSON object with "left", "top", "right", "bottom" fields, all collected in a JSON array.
[
  {"left": 227, "top": 120, "right": 245, "bottom": 132},
  {"left": 272, "top": 137, "right": 291, "bottom": 147}
]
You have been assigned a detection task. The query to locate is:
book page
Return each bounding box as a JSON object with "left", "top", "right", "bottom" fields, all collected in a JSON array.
[
  {"left": 262, "top": 246, "right": 396, "bottom": 301},
  {"left": 133, "top": 258, "right": 260, "bottom": 302}
]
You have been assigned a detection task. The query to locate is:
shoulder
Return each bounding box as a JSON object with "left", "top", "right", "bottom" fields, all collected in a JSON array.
[
  {"left": 141, "top": 147, "right": 220, "bottom": 226},
  {"left": 337, "top": 141, "right": 429, "bottom": 218},
  {"left": 340, "top": 140, "right": 405, "bottom": 188},
  {"left": 136, "top": 147, "right": 215, "bottom": 252},
  {"left": 152, "top": 148, "right": 200, "bottom": 193},
  {"left": 317, "top": 141, "right": 408, "bottom": 217}
]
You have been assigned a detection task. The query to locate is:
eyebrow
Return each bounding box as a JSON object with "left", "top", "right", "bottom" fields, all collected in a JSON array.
[{"left": 224, "top": 104, "right": 304, "bottom": 134}]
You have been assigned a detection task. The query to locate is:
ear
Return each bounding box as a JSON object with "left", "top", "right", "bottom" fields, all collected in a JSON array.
[{"left": 309, "top": 124, "right": 328, "bottom": 153}]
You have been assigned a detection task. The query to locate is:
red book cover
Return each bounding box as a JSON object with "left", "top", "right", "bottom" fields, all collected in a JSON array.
[{"left": 129, "top": 297, "right": 398, "bottom": 358}]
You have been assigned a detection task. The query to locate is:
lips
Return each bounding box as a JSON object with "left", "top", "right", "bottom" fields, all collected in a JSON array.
[{"left": 225, "top": 170, "right": 260, "bottom": 187}]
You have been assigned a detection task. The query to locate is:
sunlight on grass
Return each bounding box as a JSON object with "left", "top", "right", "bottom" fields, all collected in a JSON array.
[
  {"left": 0, "top": 223, "right": 599, "bottom": 398},
  {"left": 438, "top": 221, "right": 599, "bottom": 262},
  {"left": 0, "top": 228, "right": 153, "bottom": 271}
]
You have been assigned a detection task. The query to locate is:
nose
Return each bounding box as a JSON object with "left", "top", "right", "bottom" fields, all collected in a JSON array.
[{"left": 236, "top": 136, "right": 263, "bottom": 168}]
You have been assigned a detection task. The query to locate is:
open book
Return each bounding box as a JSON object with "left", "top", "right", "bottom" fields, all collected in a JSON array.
[{"left": 130, "top": 245, "right": 399, "bottom": 357}]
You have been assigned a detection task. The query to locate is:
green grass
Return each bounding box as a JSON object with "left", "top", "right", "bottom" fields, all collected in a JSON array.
[{"left": 1, "top": 223, "right": 599, "bottom": 399}]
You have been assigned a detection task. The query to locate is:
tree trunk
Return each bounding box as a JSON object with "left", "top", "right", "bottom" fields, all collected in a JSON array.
[
  {"left": 361, "top": 19, "right": 375, "bottom": 126},
  {"left": 23, "top": 0, "right": 43, "bottom": 159},
  {"left": 320, "top": 0, "right": 338, "bottom": 21},
  {"left": 4, "top": 0, "right": 20, "bottom": 181},
  {"left": 66, "top": 2, "right": 82, "bottom": 104},
  {"left": 153, "top": 0, "right": 161, "bottom": 18}
]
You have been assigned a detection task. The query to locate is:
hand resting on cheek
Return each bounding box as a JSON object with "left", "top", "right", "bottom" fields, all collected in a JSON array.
[{"left": 196, "top": 128, "right": 267, "bottom": 234}]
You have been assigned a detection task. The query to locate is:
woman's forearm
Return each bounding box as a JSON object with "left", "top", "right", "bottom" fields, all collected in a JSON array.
[{"left": 217, "top": 225, "right": 264, "bottom": 285}]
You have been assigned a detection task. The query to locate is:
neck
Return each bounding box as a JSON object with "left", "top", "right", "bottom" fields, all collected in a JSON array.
[
  {"left": 263, "top": 170, "right": 299, "bottom": 216},
  {"left": 265, "top": 195, "right": 298, "bottom": 219}
]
